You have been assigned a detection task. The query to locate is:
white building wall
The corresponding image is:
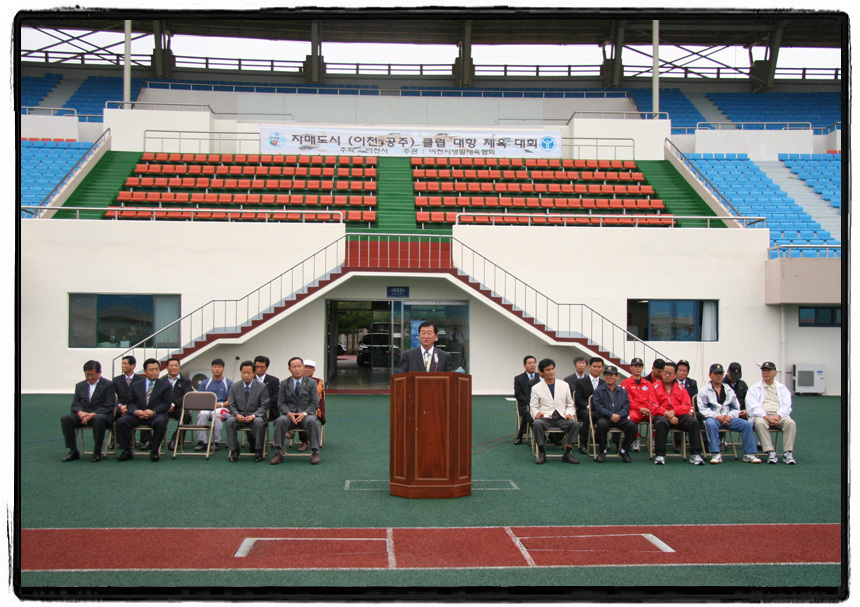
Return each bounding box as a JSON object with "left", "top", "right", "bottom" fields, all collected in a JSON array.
[
  {"left": 781, "top": 304, "right": 842, "bottom": 395},
  {"left": 22, "top": 218, "right": 840, "bottom": 396}
]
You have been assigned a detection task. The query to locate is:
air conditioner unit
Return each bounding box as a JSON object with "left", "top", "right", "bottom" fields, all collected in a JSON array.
[{"left": 793, "top": 364, "right": 826, "bottom": 395}]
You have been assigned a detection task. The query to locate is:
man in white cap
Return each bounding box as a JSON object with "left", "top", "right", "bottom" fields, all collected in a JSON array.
[{"left": 746, "top": 361, "right": 797, "bottom": 464}]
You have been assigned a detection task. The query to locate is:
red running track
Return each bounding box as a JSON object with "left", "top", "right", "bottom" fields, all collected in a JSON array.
[{"left": 21, "top": 524, "right": 841, "bottom": 571}]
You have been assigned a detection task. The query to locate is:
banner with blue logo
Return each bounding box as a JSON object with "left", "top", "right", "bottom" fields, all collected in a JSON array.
[{"left": 260, "top": 125, "right": 562, "bottom": 157}]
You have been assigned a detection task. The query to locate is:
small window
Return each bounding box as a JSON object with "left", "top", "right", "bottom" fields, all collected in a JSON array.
[
  {"left": 69, "top": 294, "right": 181, "bottom": 348},
  {"left": 627, "top": 299, "right": 719, "bottom": 342},
  {"left": 798, "top": 306, "right": 841, "bottom": 327}
]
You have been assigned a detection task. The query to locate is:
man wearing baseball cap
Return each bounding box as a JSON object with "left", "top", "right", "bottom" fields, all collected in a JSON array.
[
  {"left": 696, "top": 363, "right": 761, "bottom": 464},
  {"left": 592, "top": 365, "right": 637, "bottom": 463},
  {"left": 621, "top": 357, "right": 654, "bottom": 453},
  {"left": 746, "top": 362, "right": 797, "bottom": 464}
]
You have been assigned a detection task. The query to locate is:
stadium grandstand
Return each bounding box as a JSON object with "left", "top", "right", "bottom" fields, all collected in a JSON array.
[{"left": 16, "top": 9, "right": 846, "bottom": 597}]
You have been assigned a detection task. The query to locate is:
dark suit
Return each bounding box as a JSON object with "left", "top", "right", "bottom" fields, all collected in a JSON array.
[
  {"left": 592, "top": 382, "right": 637, "bottom": 453},
  {"left": 257, "top": 373, "right": 281, "bottom": 420},
  {"left": 396, "top": 347, "right": 454, "bottom": 373},
  {"left": 273, "top": 376, "right": 321, "bottom": 451},
  {"left": 166, "top": 374, "right": 195, "bottom": 446},
  {"left": 113, "top": 372, "right": 145, "bottom": 441},
  {"left": 574, "top": 375, "right": 604, "bottom": 448},
  {"left": 61, "top": 377, "right": 117, "bottom": 453},
  {"left": 115, "top": 378, "right": 173, "bottom": 451},
  {"left": 224, "top": 380, "right": 269, "bottom": 452},
  {"left": 514, "top": 371, "right": 539, "bottom": 438},
  {"left": 678, "top": 377, "right": 701, "bottom": 431}
]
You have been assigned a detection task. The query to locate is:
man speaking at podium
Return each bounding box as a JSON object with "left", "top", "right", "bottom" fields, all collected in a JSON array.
[{"left": 396, "top": 320, "right": 454, "bottom": 373}]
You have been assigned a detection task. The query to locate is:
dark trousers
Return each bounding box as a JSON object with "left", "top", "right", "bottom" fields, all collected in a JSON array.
[
  {"left": 116, "top": 413, "right": 169, "bottom": 451},
  {"left": 516, "top": 403, "right": 532, "bottom": 437},
  {"left": 658, "top": 414, "right": 703, "bottom": 456},
  {"left": 576, "top": 407, "right": 592, "bottom": 448},
  {"left": 167, "top": 408, "right": 192, "bottom": 444},
  {"left": 61, "top": 413, "right": 114, "bottom": 453},
  {"left": 595, "top": 417, "right": 637, "bottom": 453}
]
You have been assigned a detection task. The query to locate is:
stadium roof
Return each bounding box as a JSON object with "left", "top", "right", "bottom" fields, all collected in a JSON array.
[{"left": 19, "top": 9, "right": 846, "bottom": 50}]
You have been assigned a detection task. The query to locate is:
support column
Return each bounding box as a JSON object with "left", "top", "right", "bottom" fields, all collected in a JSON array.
[
  {"left": 123, "top": 20, "right": 131, "bottom": 109},
  {"left": 304, "top": 20, "right": 325, "bottom": 84},
  {"left": 652, "top": 20, "right": 659, "bottom": 116},
  {"left": 454, "top": 20, "right": 474, "bottom": 88}
]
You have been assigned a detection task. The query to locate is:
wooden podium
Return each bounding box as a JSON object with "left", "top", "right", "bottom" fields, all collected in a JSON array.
[{"left": 389, "top": 372, "right": 472, "bottom": 498}]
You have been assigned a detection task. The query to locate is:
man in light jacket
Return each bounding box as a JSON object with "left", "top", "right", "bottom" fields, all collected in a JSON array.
[
  {"left": 746, "top": 361, "right": 797, "bottom": 464},
  {"left": 529, "top": 358, "right": 580, "bottom": 465}
]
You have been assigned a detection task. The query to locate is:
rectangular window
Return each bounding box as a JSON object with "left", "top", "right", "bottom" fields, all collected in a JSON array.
[
  {"left": 798, "top": 306, "right": 841, "bottom": 327},
  {"left": 68, "top": 294, "right": 181, "bottom": 348},
  {"left": 627, "top": 299, "right": 719, "bottom": 342}
]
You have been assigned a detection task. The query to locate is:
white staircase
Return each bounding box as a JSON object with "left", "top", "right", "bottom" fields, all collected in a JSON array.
[
  {"left": 38, "top": 75, "right": 85, "bottom": 111},
  {"left": 686, "top": 91, "right": 735, "bottom": 128}
]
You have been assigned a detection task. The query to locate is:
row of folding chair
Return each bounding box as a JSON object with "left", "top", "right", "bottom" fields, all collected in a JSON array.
[
  {"left": 140, "top": 153, "right": 377, "bottom": 166},
  {"left": 125, "top": 176, "right": 377, "bottom": 192},
  {"left": 412, "top": 169, "right": 644, "bottom": 182},
  {"left": 134, "top": 164, "right": 377, "bottom": 178},
  {"left": 105, "top": 208, "right": 375, "bottom": 223},
  {"left": 419, "top": 212, "right": 674, "bottom": 226},
  {"left": 414, "top": 196, "right": 665, "bottom": 211},
  {"left": 115, "top": 193, "right": 377, "bottom": 207},
  {"left": 414, "top": 181, "right": 654, "bottom": 196},
  {"left": 411, "top": 157, "right": 638, "bottom": 169}
]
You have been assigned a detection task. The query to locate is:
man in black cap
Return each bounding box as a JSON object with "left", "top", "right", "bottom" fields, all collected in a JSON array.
[
  {"left": 621, "top": 357, "right": 654, "bottom": 452},
  {"left": 591, "top": 365, "right": 637, "bottom": 463},
  {"left": 746, "top": 362, "right": 797, "bottom": 464},
  {"left": 696, "top": 363, "right": 761, "bottom": 464}
]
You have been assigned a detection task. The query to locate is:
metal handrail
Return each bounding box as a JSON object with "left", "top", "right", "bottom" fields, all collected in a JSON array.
[
  {"left": 111, "top": 233, "right": 672, "bottom": 375},
  {"left": 111, "top": 235, "right": 351, "bottom": 377},
  {"left": 450, "top": 239, "right": 671, "bottom": 365},
  {"left": 664, "top": 137, "right": 742, "bottom": 218},
  {"left": 20, "top": 206, "right": 347, "bottom": 222},
  {"left": 696, "top": 121, "right": 813, "bottom": 131},
  {"left": 20, "top": 47, "right": 843, "bottom": 81},
  {"left": 20, "top": 106, "right": 78, "bottom": 117},
  {"left": 451, "top": 212, "right": 764, "bottom": 229},
  {"left": 768, "top": 244, "right": 841, "bottom": 258}
]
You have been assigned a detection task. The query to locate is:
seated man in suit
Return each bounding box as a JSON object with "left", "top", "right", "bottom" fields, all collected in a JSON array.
[
  {"left": 224, "top": 361, "right": 270, "bottom": 462},
  {"left": 573, "top": 357, "right": 604, "bottom": 455},
  {"left": 591, "top": 365, "right": 637, "bottom": 463},
  {"left": 270, "top": 357, "right": 322, "bottom": 465},
  {"left": 112, "top": 355, "right": 142, "bottom": 448},
  {"left": 249, "top": 355, "right": 280, "bottom": 453},
  {"left": 396, "top": 320, "right": 454, "bottom": 373},
  {"left": 60, "top": 360, "right": 117, "bottom": 462},
  {"left": 115, "top": 358, "right": 174, "bottom": 461},
  {"left": 164, "top": 357, "right": 194, "bottom": 451},
  {"left": 513, "top": 354, "right": 539, "bottom": 445},
  {"left": 290, "top": 359, "right": 327, "bottom": 453},
  {"left": 529, "top": 358, "right": 580, "bottom": 465}
]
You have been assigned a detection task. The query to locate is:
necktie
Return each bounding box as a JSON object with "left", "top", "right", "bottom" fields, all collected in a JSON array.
[
  {"left": 423, "top": 350, "right": 430, "bottom": 371},
  {"left": 126, "top": 375, "right": 131, "bottom": 386},
  {"left": 295, "top": 380, "right": 301, "bottom": 395},
  {"left": 245, "top": 384, "right": 250, "bottom": 401},
  {"left": 145, "top": 380, "right": 153, "bottom": 405}
]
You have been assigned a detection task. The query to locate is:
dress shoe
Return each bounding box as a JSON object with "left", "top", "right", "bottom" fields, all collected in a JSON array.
[
  {"left": 270, "top": 452, "right": 283, "bottom": 465},
  {"left": 117, "top": 449, "right": 134, "bottom": 461},
  {"left": 297, "top": 443, "right": 308, "bottom": 452},
  {"left": 310, "top": 451, "right": 320, "bottom": 465},
  {"left": 595, "top": 451, "right": 606, "bottom": 463},
  {"left": 513, "top": 436, "right": 523, "bottom": 445},
  {"left": 91, "top": 452, "right": 102, "bottom": 463},
  {"left": 140, "top": 441, "right": 152, "bottom": 451},
  {"left": 167, "top": 441, "right": 176, "bottom": 451},
  {"left": 578, "top": 446, "right": 588, "bottom": 455},
  {"left": 562, "top": 452, "right": 580, "bottom": 465},
  {"left": 535, "top": 452, "right": 547, "bottom": 464},
  {"left": 228, "top": 451, "right": 239, "bottom": 463},
  {"left": 621, "top": 451, "right": 632, "bottom": 463},
  {"left": 62, "top": 450, "right": 80, "bottom": 462},
  {"left": 150, "top": 451, "right": 160, "bottom": 462},
  {"left": 254, "top": 450, "right": 264, "bottom": 462}
]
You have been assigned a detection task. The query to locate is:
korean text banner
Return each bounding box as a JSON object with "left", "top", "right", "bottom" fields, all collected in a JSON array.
[{"left": 260, "top": 126, "right": 563, "bottom": 158}]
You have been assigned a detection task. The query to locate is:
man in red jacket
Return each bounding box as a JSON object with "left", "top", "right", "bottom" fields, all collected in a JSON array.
[
  {"left": 650, "top": 361, "right": 705, "bottom": 465},
  {"left": 621, "top": 357, "right": 655, "bottom": 452}
]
